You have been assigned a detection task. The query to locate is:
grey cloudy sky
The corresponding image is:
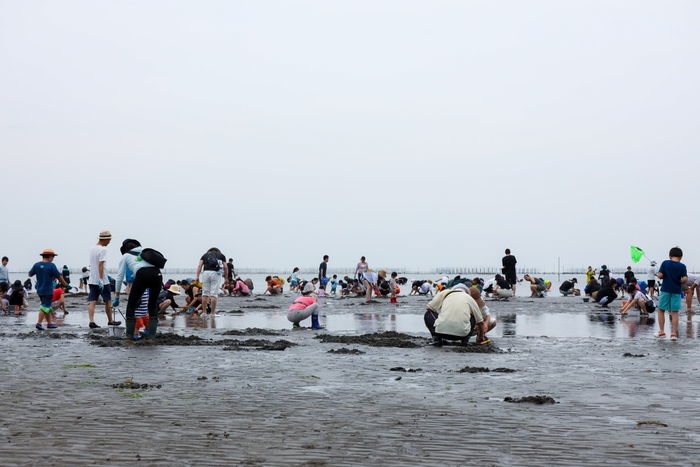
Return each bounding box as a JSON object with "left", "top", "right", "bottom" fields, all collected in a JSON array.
[{"left": 2, "top": 0, "right": 699, "bottom": 272}]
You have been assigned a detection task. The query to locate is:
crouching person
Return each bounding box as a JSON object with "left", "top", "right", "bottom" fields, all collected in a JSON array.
[
  {"left": 424, "top": 288, "right": 488, "bottom": 346},
  {"left": 287, "top": 290, "right": 324, "bottom": 330}
]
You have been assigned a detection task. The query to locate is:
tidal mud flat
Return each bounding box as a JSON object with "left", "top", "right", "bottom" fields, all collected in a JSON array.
[{"left": 1, "top": 294, "right": 700, "bottom": 466}]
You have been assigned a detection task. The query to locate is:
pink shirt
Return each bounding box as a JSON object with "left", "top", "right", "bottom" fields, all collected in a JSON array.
[
  {"left": 234, "top": 280, "right": 250, "bottom": 294},
  {"left": 288, "top": 296, "right": 316, "bottom": 312},
  {"left": 356, "top": 261, "right": 368, "bottom": 275}
]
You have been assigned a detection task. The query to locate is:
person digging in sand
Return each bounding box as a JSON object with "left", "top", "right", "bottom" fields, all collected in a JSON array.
[
  {"left": 287, "top": 282, "right": 324, "bottom": 330},
  {"left": 619, "top": 284, "right": 654, "bottom": 317},
  {"left": 424, "top": 286, "right": 488, "bottom": 346}
]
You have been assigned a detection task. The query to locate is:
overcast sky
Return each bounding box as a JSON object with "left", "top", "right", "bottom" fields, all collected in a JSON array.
[{"left": 1, "top": 0, "right": 699, "bottom": 272}]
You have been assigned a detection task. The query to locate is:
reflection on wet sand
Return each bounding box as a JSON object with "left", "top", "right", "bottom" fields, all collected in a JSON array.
[
  {"left": 184, "top": 313, "right": 217, "bottom": 329},
  {"left": 618, "top": 315, "right": 655, "bottom": 338},
  {"left": 500, "top": 313, "right": 517, "bottom": 337},
  {"left": 353, "top": 313, "right": 398, "bottom": 334},
  {"left": 13, "top": 294, "right": 700, "bottom": 340}
]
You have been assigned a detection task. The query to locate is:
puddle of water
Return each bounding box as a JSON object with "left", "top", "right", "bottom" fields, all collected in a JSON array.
[{"left": 8, "top": 294, "right": 700, "bottom": 339}]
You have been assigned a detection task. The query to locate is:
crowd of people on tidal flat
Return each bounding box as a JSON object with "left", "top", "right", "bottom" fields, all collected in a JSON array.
[{"left": 1, "top": 234, "right": 697, "bottom": 345}]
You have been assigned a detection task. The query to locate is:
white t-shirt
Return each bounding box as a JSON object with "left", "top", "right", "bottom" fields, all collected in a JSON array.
[
  {"left": 363, "top": 272, "right": 378, "bottom": 285},
  {"left": 88, "top": 245, "right": 109, "bottom": 285},
  {"left": 687, "top": 274, "right": 700, "bottom": 287},
  {"left": 419, "top": 282, "right": 432, "bottom": 294},
  {"left": 647, "top": 266, "right": 658, "bottom": 281},
  {"left": 631, "top": 290, "right": 649, "bottom": 301}
]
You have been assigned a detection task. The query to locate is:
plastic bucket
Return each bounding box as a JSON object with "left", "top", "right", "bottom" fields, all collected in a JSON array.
[{"left": 108, "top": 326, "right": 125, "bottom": 337}]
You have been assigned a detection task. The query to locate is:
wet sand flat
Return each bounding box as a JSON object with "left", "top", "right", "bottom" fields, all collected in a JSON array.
[{"left": 2, "top": 293, "right": 700, "bottom": 466}]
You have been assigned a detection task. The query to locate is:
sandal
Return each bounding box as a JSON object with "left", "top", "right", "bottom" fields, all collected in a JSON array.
[
  {"left": 654, "top": 331, "right": 666, "bottom": 338},
  {"left": 670, "top": 333, "right": 678, "bottom": 341},
  {"left": 478, "top": 339, "right": 492, "bottom": 345}
]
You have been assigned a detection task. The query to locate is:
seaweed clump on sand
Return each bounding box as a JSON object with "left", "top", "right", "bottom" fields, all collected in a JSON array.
[
  {"left": 504, "top": 395, "right": 557, "bottom": 404},
  {"left": 623, "top": 353, "right": 646, "bottom": 358},
  {"left": 112, "top": 380, "right": 162, "bottom": 389},
  {"left": 455, "top": 366, "right": 517, "bottom": 373},
  {"left": 222, "top": 339, "right": 297, "bottom": 351},
  {"left": 86, "top": 333, "right": 212, "bottom": 347},
  {"left": 220, "top": 328, "right": 286, "bottom": 336},
  {"left": 328, "top": 348, "right": 366, "bottom": 355},
  {"left": 11, "top": 332, "right": 80, "bottom": 340},
  {"left": 315, "top": 331, "right": 423, "bottom": 348},
  {"left": 87, "top": 332, "right": 297, "bottom": 350},
  {"left": 390, "top": 367, "right": 422, "bottom": 372}
]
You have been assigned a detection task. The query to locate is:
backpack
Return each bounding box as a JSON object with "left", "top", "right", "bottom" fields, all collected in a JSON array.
[
  {"left": 203, "top": 251, "right": 220, "bottom": 270},
  {"left": 127, "top": 248, "right": 168, "bottom": 269},
  {"left": 642, "top": 292, "right": 656, "bottom": 313},
  {"left": 140, "top": 248, "right": 167, "bottom": 269}
]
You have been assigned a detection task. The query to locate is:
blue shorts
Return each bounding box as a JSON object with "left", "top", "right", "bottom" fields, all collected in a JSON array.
[
  {"left": 39, "top": 295, "right": 52, "bottom": 309},
  {"left": 88, "top": 284, "right": 112, "bottom": 303},
  {"left": 658, "top": 291, "right": 681, "bottom": 312}
]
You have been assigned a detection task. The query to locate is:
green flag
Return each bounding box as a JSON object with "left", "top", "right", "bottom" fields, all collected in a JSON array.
[{"left": 630, "top": 246, "right": 645, "bottom": 263}]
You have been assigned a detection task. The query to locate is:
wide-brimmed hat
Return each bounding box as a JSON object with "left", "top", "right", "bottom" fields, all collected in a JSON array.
[
  {"left": 98, "top": 230, "right": 112, "bottom": 240},
  {"left": 40, "top": 248, "right": 57, "bottom": 256},
  {"left": 168, "top": 284, "right": 182, "bottom": 295},
  {"left": 11, "top": 280, "right": 23, "bottom": 291},
  {"left": 378, "top": 270, "right": 387, "bottom": 279}
]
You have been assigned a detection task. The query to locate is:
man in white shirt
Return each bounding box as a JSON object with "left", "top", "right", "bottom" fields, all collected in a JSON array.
[
  {"left": 87, "top": 230, "right": 120, "bottom": 328},
  {"left": 424, "top": 288, "right": 487, "bottom": 346},
  {"left": 647, "top": 261, "right": 659, "bottom": 299}
]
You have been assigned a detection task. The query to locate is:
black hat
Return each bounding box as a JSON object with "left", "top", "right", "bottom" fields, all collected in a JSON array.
[
  {"left": 11, "top": 280, "right": 23, "bottom": 291},
  {"left": 120, "top": 238, "right": 141, "bottom": 255}
]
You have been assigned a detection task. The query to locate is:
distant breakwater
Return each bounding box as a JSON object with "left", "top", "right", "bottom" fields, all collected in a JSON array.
[{"left": 13, "top": 266, "right": 685, "bottom": 276}]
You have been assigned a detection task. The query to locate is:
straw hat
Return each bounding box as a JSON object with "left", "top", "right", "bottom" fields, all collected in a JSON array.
[
  {"left": 98, "top": 230, "right": 112, "bottom": 240},
  {"left": 39, "top": 248, "right": 57, "bottom": 256},
  {"left": 168, "top": 284, "right": 182, "bottom": 295},
  {"left": 378, "top": 270, "right": 387, "bottom": 279}
]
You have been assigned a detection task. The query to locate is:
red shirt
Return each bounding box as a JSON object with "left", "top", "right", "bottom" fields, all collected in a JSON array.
[{"left": 52, "top": 288, "right": 64, "bottom": 301}]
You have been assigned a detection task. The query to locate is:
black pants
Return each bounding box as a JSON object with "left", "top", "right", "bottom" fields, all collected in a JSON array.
[
  {"left": 126, "top": 267, "right": 162, "bottom": 320},
  {"left": 423, "top": 310, "right": 475, "bottom": 342},
  {"left": 9, "top": 292, "right": 24, "bottom": 307}
]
